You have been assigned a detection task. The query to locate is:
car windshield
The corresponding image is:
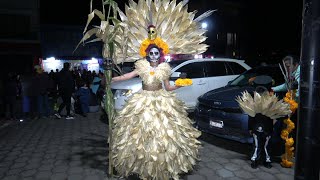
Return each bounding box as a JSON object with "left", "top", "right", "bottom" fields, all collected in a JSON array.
[
  {"left": 229, "top": 73, "right": 256, "bottom": 86},
  {"left": 229, "top": 66, "right": 280, "bottom": 86},
  {"left": 168, "top": 60, "right": 188, "bottom": 69}
]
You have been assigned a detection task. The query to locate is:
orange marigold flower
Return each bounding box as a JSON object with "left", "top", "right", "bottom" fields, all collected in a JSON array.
[
  {"left": 139, "top": 37, "right": 169, "bottom": 57},
  {"left": 175, "top": 78, "right": 193, "bottom": 86},
  {"left": 284, "top": 97, "right": 290, "bottom": 103},
  {"left": 287, "top": 121, "right": 295, "bottom": 131},
  {"left": 281, "top": 159, "right": 294, "bottom": 168},
  {"left": 286, "top": 92, "right": 292, "bottom": 98},
  {"left": 281, "top": 130, "right": 289, "bottom": 139},
  {"left": 285, "top": 138, "right": 294, "bottom": 147}
]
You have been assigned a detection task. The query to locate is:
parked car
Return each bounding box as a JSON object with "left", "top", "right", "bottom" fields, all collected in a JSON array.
[
  {"left": 110, "top": 58, "right": 251, "bottom": 111},
  {"left": 194, "top": 64, "right": 286, "bottom": 144}
]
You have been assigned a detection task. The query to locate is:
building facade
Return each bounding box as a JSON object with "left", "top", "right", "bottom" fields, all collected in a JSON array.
[{"left": 0, "top": 0, "right": 40, "bottom": 75}]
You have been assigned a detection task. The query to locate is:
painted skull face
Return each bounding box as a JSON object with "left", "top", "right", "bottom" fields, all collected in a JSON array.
[
  {"left": 148, "top": 27, "right": 157, "bottom": 40},
  {"left": 148, "top": 47, "right": 160, "bottom": 62}
]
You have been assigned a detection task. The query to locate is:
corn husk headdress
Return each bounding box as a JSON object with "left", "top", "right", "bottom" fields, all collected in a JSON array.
[
  {"left": 77, "top": 0, "right": 215, "bottom": 64},
  {"left": 119, "top": 0, "right": 216, "bottom": 63},
  {"left": 236, "top": 91, "right": 291, "bottom": 120}
]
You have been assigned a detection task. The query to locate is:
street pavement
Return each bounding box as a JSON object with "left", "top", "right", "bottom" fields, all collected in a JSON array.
[{"left": 0, "top": 112, "right": 294, "bottom": 180}]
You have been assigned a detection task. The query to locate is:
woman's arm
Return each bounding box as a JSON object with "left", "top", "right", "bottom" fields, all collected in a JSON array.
[
  {"left": 163, "top": 79, "right": 181, "bottom": 91},
  {"left": 112, "top": 71, "right": 138, "bottom": 82}
]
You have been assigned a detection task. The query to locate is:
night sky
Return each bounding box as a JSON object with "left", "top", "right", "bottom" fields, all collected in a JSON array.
[{"left": 40, "top": 0, "right": 303, "bottom": 63}]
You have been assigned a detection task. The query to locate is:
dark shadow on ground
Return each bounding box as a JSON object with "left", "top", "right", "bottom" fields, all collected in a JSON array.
[
  {"left": 69, "top": 132, "right": 141, "bottom": 179},
  {"left": 99, "top": 111, "right": 109, "bottom": 125},
  {"left": 69, "top": 133, "right": 108, "bottom": 172},
  {"left": 199, "top": 132, "right": 252, "bottom": 156}
]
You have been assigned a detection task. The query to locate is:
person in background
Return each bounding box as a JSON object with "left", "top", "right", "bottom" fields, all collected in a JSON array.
[
  {"left": 272, "top": 55, "right": 300, "bottom": 102},
  {"left": 92, "top": 70, "right": 97, "bottom": 78},
  {"left": 49, "top": 70, "right": 55, "bottom": 79},
  {"left": 15, "top": 74, "right": 23, "bottom": 120},
  {"left": 55, "top": 62, "right": 75, "bottom": 120},
  {"left": 96, "top": 72, "right": 106, "bottom": 101},
  {"left": 0, "top": 78, "right": 5, "bottom": 122},
  {"left": 20, "top": 74, "right": 32, "bottom": 120},
  {"left": 37, "top": 69, "right": 50, "bottom": 118},
  {"left": 272, "top": 55, "right": 300, "bottom": 144},
  {"left": 90, "top": 74, "right": 101, "bottom": 95},
  {"left": 75, "top": 81, "right": 90, "bottom": 117},
  {"left": 4, "top": 73, "right": 18, "bottom": 121}
]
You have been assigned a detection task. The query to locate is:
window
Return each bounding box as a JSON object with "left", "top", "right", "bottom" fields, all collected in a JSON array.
[
  {"left": 205, "top": 61, "right": 227, "bottom": 77},
  {"left": 169, "top": 60, "right": 188, "bottom": 69},
  {"left": 226, "top": 62, "right": 247, "bottom": 75},
  {"left": 176, "top": 62, "right": 205, "bottom": 79},
  {"left": 227, "top": 33, "right": 237, "bottom": 46},
  {"left": 229, "top": 66, "right": 284, "bottom": 87}
]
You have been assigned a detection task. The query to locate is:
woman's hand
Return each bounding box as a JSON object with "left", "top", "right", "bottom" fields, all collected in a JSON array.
[{"left": 164, "top": 79, "right": 182, "bottom": 91}]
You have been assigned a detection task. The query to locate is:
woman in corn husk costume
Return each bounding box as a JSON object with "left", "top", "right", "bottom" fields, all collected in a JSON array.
[
  {"left": 111, "top": 41, "right": 200, "bottom": 179},
  {"left": 104, "top": 1, "right": 214, "bottom": 179},
  {"left": 77, "top": 0, "right": 213, "bottom": 178}
]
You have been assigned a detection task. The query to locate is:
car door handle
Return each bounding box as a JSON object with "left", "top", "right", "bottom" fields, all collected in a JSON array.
[{"left": 197, "top": 82, "right": 206, "bottom": 85}]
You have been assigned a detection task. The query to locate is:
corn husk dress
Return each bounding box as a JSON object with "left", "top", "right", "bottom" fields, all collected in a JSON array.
[{"left": 112, "top": 59, "right": 201, "bottom": 180}]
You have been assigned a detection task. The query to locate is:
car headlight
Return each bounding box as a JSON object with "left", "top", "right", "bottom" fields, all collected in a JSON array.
[{"left": 114, "top": 89, "right": 133, "bottom": 99}]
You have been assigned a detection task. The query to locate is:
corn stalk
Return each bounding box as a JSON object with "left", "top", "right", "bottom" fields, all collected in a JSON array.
[{"left": 74, "top": 0, "right": 122, "bottom": 177}]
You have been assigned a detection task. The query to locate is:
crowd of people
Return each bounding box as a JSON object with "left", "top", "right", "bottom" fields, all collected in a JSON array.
[{"left": 0, "top": 62, "right": 106, "bottom": 123}]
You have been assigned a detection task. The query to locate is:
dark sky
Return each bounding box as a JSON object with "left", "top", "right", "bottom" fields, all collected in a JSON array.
[{"left": 40, "top": 0, "right": 303, "bottom": 59}]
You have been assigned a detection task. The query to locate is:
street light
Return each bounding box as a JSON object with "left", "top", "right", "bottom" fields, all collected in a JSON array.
[{"left": 201, "top": 22, "right": 208, "bottom": 29}]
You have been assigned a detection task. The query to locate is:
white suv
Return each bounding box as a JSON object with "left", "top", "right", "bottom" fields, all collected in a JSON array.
[{"left": 110, "top": 58, "right": 251, "bottom": 111}]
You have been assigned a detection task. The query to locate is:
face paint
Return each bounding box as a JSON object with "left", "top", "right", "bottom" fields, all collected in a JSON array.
[
  {"left": 148, "top": 47, "right": 160, "bottom": 62},
  {"left": 148, "top": 27, "right": 157, "bottom": 40}
]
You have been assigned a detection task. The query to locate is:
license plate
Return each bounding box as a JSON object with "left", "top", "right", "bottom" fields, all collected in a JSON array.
[{"left": 210, "top": 120, "right": 224, "bottom": 128}]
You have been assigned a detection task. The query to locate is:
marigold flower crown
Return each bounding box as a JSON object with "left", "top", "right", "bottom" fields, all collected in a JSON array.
[{"left": 139, "top": 37, "right": 169, "bottom": 58}]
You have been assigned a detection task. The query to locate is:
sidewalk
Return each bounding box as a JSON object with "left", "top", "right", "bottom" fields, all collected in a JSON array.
[{"left": 0, "top": 112, "right": 294, "bottom": 180}]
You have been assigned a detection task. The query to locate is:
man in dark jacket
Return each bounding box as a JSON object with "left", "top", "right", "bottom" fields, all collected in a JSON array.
[{"left": 54, "top": 62, "right": 75, "bottom": 119}]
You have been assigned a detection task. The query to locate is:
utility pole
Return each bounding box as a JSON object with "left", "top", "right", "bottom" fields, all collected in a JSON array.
[{"left": 294, "top": 0, "right": 320, "bottom": 179}]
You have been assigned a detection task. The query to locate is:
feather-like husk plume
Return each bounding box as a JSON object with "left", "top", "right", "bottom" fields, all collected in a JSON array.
[
  {"left": 236, "top": 91, "right": 291, "bottom": 120},
  {"left": 113, "top": 0, "right": 215, "bottom": 64}
]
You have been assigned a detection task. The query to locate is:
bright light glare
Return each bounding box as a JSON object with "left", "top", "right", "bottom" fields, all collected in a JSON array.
[
  {"left": 88, "top": 63, "right": 99, "bottom": 72},
  {"left": 194, "top": 54, "right": 203, "bottom": 59},
  {"left": 201, "top": 22, "right": 208, "bottom": 29},
  {"left": 91, "top": 57, "right": 98, "bottom": 64},
  {"left": 165, "top": 55, "right": 171, "bottom": 62},
  {"left": 45, "top": 57, "right": 55, "bottom": 62},
  {"left": 43, "top": 57, "right": 61, "bottom": 72}
]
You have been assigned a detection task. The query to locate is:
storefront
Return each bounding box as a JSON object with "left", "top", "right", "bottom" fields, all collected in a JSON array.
[{"left": 41, "top": 57, "right": 103, "bottom": 73}]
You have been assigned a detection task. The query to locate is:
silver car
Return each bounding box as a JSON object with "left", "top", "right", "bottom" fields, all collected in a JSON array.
[{"left": 109, "top": 58, "right": 251, "bottom": 111}]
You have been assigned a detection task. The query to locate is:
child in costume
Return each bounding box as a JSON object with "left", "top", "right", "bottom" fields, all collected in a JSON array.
[{"left": 236, "top": 75, "right": 291, "bottom": 169}]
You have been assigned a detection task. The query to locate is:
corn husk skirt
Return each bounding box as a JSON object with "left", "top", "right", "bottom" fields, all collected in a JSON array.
[{"left": 112, "top": 89, "right": 201, "bottom": 180}]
